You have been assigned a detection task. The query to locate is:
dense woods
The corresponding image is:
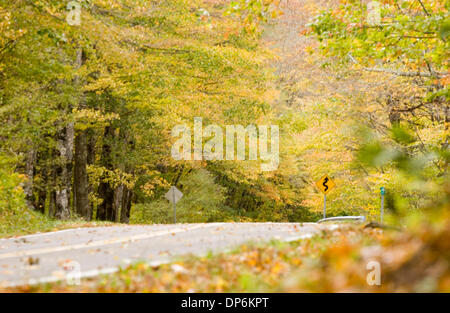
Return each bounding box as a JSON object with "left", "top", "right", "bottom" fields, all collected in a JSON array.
[
  {"left": 0, "top": 0, "right": 448, "bottom": 294},
  {"left": 305, "top": 0, "right": 449, "bottom": 220},
  {"left": 0, "top": 0, "right": 448, "bottom": 232},
  {"left": 0, "top": 0, "right": 309, "bottom": 228}
]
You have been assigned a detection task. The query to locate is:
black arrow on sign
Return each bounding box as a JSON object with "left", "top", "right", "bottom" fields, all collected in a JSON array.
[{"left": 322, "top": 177, "right": 329, "bottom": 192}]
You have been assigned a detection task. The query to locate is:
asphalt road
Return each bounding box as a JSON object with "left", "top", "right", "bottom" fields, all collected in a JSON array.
[{"left": 0, "top": 222, "right": 336, "bottom": 287}]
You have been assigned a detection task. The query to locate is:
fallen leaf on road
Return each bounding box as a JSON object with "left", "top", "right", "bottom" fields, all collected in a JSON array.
[
  {"left": 171, "top": 264, "right": 187, "bottom": 274},
  {"left": 24, "top": 257, "right": 39, "bottom": 266}
]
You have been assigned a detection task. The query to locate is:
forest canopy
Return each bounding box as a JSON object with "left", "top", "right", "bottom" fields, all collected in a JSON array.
[
  {"left": 0, "top": 0, "right": 448, "bottom": 232},
  {"left": 0, "top": 0, "right": 309, "bottom": 228}
]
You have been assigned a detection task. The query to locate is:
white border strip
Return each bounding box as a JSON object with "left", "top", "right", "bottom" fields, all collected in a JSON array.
[
  {"left": 0, "top": 223, "right": 224, "bottom": 260},
  {"left": 1, "top": 222, "right": 331, "bottom": 288}
]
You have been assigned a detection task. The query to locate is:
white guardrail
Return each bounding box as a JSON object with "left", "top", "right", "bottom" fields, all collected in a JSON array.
[{"left": 318, "top": 216, "right": 366, "bottom": 223}]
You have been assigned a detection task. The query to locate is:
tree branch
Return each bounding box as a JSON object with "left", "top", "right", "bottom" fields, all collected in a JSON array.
[
  {"left": 363, "top": 67, "right": 446, "bottom": 78},
  {"left": 416, "top": 0, "right": 430, "bottom": 16}
]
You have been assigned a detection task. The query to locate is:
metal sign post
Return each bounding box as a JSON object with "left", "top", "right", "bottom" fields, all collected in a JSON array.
[
  {"left": 316, "top": 174, "right": 368, "bottom": 224},
  {"left": 165, "top": 186, "right": 183, "bottom": 224},
  {"left": 172, "top": 191, "right": 176, "bottom": 224},
  {"left": 380, "top": 187, "right": 385, "bottom": 223},
  {"left": 315, "top": 174, "right": 335, "bottom": 220}
]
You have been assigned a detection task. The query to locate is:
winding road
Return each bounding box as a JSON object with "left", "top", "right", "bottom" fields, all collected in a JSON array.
[{"left": 0, "top": 222, "right": 336, "bottom": 287}]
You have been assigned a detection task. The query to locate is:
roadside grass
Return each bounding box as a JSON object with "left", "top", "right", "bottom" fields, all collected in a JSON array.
[
  {"left": 0, "top": 159, "right": 115, "bottom": 238},
  {"left": 6, "top": 218, "right": 449, "bottom": 292},
  {"left": 0, "top": 211, "right": 115, "bottom": 239}
]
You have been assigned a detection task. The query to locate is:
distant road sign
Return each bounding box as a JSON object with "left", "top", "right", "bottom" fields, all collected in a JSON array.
[
  {"left": 165, "top": 186, "right": 183, "bottom": 204},
  {"left": 380, "top": 187, "right": 385, "bottom": 223},
  {"left": 315, "top": 174, "right": 336, "bottom": 195}
]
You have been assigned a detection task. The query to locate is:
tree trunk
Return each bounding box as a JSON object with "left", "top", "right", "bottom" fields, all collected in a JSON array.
[
  {"left": 97, "top": 126, "right": 114, "bottom": 221},
  {"left": 113, "top": 184, "right": 124, "bottom": 222},
  {"left": 35, "top": 163, "right": 47, "bottom": 214},
  {"left": 55, "top": 123, "right": 74, "bottom": 220},
  {"left": 73, "top": 48, "right": 91, "bottom": 220},
  {"left": 48, "top": 156, "right": 57, "bottom": 218},
  {"left": 23, "top": 147, "right": 36, "bottom": 210},
  {"left": 87, "top": 129, "right": 96, "bottom": 220},
  {"left": 87, "top": 128, "right": 96, "bottom": 165},
  {"left": 48, "top": 190, "right": 56, "bottom": 218},
  {"left": 74, "top": 129, "right": 90, "bottom": 219},
  {"left": 118, "top": 128, "right": 135, "bottom": 224},
  {"left": 120, "top": 186, "right": 133, "bottom": 224},
  {"left": 98, "top": 182, "right": 114, "bottom": 221}
]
